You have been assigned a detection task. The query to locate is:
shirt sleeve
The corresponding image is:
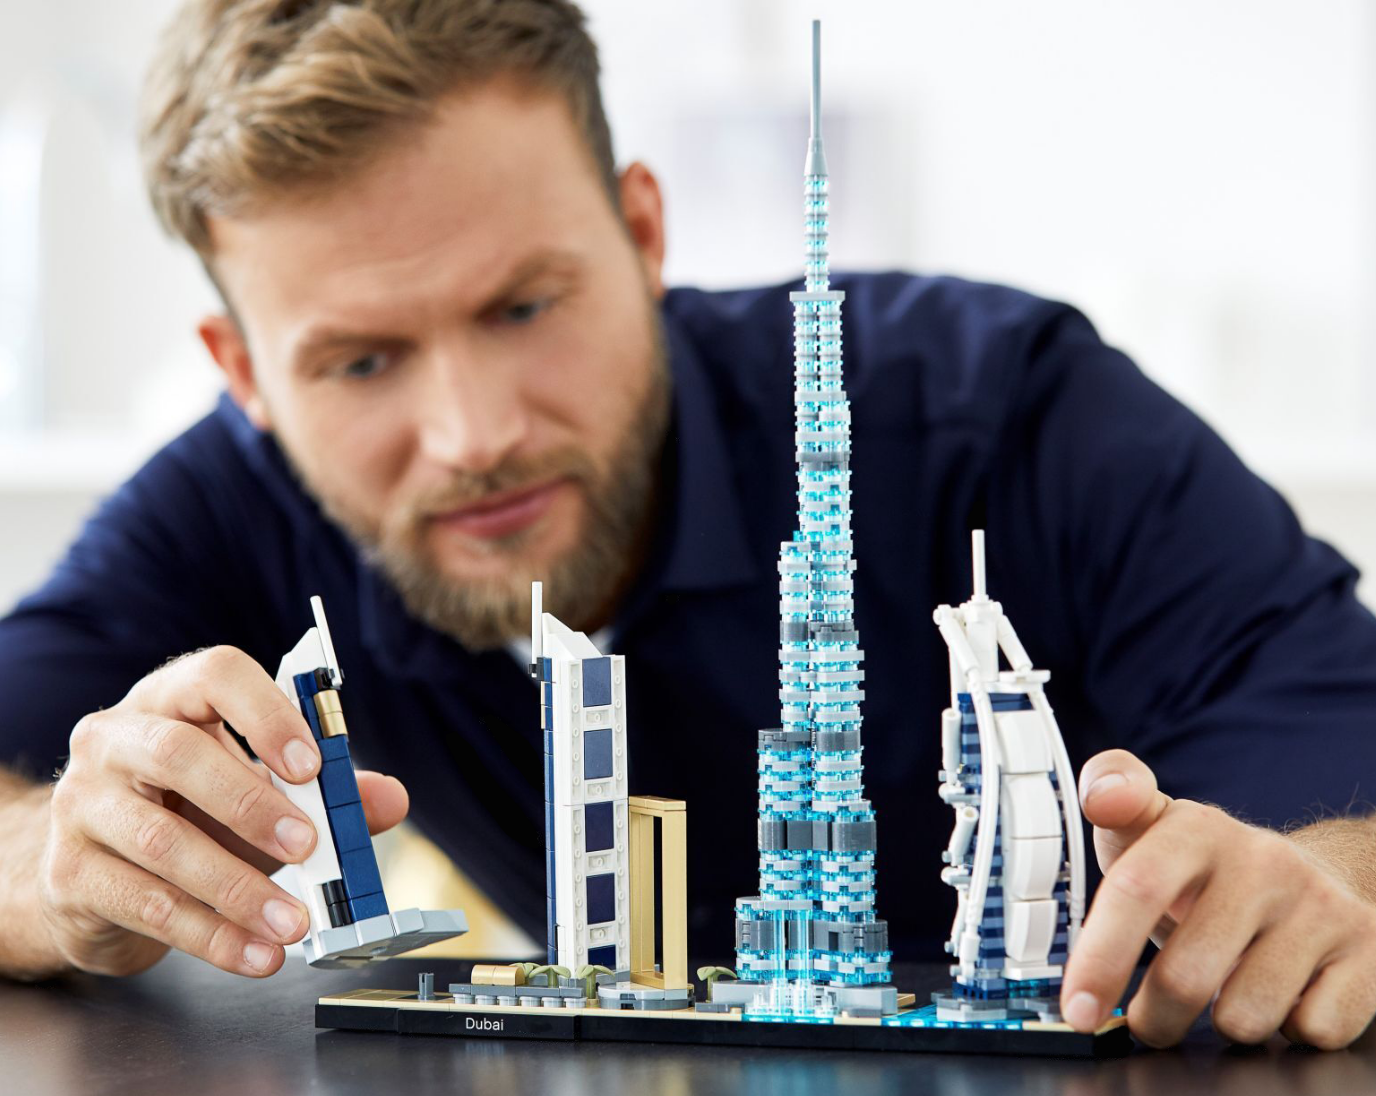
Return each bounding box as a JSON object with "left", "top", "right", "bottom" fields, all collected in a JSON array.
[
  {"left": 995, "top": 307, "right": 1376, "bottom": 829},
  {"left": 0, "top": 433, "right": 263, "bottom": 780}
]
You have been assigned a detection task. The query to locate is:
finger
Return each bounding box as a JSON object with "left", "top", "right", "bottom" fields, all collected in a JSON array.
[
  {"left": 1079, "top": 748, "right": 1173, "bottom": 870},
  {"left": 208, "top": 723, "right": 260, "bottom": 772},
  {"left": 1281, "top": 951, "right": 1376, "bottom": 1050},
  {"left": 1062, "top": 801, "right": 1212, "bottom": 1033},
  {"left": 128, "top": 646, "right": 320, "bottom": 785},
  {"left": 1126, "top": 873, "right": 1268, "bottom": 1047},
  {"left": 99, "top": 712, "right": 317, "bottom": 864},
  {"left": 81, "top": 788, "right": 310, "bottom": 946},
  {"left": 71, "top": 845, "right": 286, "bottom": 977},
  {"left": 356, "top": 772, "right": 409, "bottom": 835},
  {"left": 173, "top": 797, "right": 282, "bottom": 877},
  {"left": 1207, "top": 922, "right": 1326, "bottom": 1046}
]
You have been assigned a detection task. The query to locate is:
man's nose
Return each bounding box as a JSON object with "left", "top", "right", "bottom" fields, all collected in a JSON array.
[{"left": 414, "top": 347, "right": 529, "bottom": 474}]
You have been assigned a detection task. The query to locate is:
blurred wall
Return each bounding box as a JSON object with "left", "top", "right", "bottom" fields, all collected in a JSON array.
[{"left": 1, "top": 0, "right": 1374, "bottom": 611}]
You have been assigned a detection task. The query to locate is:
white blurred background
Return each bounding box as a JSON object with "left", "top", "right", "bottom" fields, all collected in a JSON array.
[{"left": 2, "top": 0, "right": 1375, "bottom": 611}]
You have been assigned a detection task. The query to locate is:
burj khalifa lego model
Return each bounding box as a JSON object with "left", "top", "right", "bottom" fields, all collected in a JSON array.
[{"left": 724, "top": 20, "right": 895, "bottom": 1018}]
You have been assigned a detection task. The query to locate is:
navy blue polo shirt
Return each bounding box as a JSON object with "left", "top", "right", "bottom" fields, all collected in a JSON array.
[{"left": 4, "top": 272, "right": 1375, "bottom": 957}]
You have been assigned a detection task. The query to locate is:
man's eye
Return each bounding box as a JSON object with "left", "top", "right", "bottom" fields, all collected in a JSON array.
[
  {"left": 340, "top": 352, "right": 390, "bottom": 379},
  {"left": 502, "top": 298, "right": 552, "bottom": 325}
]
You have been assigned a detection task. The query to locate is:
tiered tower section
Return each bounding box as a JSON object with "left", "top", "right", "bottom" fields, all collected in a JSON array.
[{"left": 733, "top": 20, "right": 892, "bottom": 999}]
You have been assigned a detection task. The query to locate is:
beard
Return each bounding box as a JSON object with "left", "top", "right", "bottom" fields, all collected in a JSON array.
[{"left": 298, "top": 308, "right": 672, "bottom": 652}]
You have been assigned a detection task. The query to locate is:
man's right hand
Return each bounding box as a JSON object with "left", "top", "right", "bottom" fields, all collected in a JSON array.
[{"left": 34, "top": 646, "right": 408, "bottom": 979}]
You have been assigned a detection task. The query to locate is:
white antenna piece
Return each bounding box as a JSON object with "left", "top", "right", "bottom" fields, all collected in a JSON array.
[
  {"left": 311, "top": 594, "right": 343, "bottom": 687},
  {"left": 971, "top": 529, "right": 987, "bottom": 601},
  {"left": 804, "top": 19, "right": 828, "bottom": 177}
]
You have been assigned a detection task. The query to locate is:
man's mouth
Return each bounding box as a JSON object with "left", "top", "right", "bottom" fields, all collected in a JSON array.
[{"left": 428, "top": 478, "right": 571, "bottom": 540}]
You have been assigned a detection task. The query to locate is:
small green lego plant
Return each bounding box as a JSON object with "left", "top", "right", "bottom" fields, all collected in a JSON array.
[
  {"left": 575, "top": 964, "right": 614, "bottom": 998},
  {"left": 529, "top": 963, "right": 571, "bottom": 988}
]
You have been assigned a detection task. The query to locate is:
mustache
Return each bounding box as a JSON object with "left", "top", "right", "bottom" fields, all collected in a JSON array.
[{"left": 399, "top": 448, "right": 598, "bottom": 523}]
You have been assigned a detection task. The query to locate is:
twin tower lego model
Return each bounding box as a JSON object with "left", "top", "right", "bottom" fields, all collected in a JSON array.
[
  {"left": 530, "top": 580, "right": 692, "bottom": 1009},
  {"left": 312, "top": 20, "right": 1117, "bottom": 1053}
]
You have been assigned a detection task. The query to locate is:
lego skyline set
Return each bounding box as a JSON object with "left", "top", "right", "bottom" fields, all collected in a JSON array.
[{"left": 302, "top": 22, "right": 1129, "bottom": 1057}]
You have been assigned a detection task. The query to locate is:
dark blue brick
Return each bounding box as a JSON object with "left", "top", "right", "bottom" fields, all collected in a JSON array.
[
  {"left": 586, "top": 872, "right": 616, "bottom": 924},
  {"left": 318, "top": 735, "right": 352, "bottom": 762},
  {"left": 319, "top": 757, "right": 361, "bottom": 807},
  {"left": 327, "top": 803, "right": 372, "bottom": 853},
  {"left": 584, "top": 728, "right": 613, "bottom": 780},
  {"left": 339, "top": 847, "right": 385, "bottom": 899},
  {"left": 584, "top": 801, "right": 614, "bottom": 852},
  {"left": 348, "top": 891, "right": 389, "bottom": 921},
  {"left": 588, "top": 944, "right": 617, "bottom": 970},
  {"left": 297, "top": 697, "right": 324, "bottom": 741},
  {"left": 582, "top": 657, "right": 611, "bottom": 707}
]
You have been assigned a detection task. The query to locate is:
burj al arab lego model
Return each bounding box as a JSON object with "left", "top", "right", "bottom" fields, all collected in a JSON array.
[{"left": 933, "top": 531, "right": 1086, "bottom": 1021}]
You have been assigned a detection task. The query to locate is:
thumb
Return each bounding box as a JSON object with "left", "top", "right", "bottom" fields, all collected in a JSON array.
[
  {"left": 355, "top": 771, "right": 410, "bottom": 836},
  {"left": 1079, "top": 748, "right": 1171, "bottom": 872}
]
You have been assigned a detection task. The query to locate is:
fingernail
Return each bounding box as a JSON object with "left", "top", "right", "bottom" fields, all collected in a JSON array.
[
  {"left": 275, "top": 815, "right": 314, "bottom": 856},
  {"left": 243, "top": 940, "right": 276, "bottom": 972},
  {"left": 283, "top": 738, "right": 319, "bottom": 780},
  {"left": 1085, "top": 773, "right": 1128, "bottom": 802},
  {"left": 264, "top": 897, "right": 306, "bottom": 939},
  {"left": 1065, "top": 991, "right": 1101, "bottom": 1031}
]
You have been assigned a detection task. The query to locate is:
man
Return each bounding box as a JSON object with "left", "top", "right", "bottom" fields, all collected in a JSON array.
[{"left": 1, "top": 0, "right": 1375, "bottom": 1050}]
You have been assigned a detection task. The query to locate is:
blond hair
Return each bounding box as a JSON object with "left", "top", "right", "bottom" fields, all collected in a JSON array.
[{"left": 140, "top": 0, "right": 616, "bottom": 258}]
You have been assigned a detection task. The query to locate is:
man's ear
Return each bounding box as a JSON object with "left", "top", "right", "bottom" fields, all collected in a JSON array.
[
  {"left": 199, "top": 314, "right": 271, "bottom": 430},
  {"left": 618, "top": 161, "right": 666, "bottom": 300}
]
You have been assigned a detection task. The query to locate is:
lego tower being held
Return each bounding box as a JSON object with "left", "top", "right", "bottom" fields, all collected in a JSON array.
[
  {"left": 730, "top": 20, "right": 893, "bottom": 1013},
  {"left": 269, "top": 597, "right": 467, "bottom": 967},
  {"left": 932, "top": 531, "right": 1086, "bottom": 1021}
]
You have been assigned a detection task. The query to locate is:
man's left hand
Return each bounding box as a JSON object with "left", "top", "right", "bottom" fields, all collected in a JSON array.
[{"left": 1060, "top": 749, "right": 1376, "bottom": 1048}]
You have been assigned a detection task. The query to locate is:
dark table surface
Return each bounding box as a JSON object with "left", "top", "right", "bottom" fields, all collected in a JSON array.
[{"left": 4, "top": 952, "right": 1376, "bottom": 1096}]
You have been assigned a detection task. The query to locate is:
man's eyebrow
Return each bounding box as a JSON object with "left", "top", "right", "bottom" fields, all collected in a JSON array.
[
  {"left": 290, "top": 248, "right": 585, "bottom": 368},
  {"left": 290, "top": 327, "right": 396, "bottom": 371},
  {"left": 477, "top": 247, "right": 585, "bottom": 310}
]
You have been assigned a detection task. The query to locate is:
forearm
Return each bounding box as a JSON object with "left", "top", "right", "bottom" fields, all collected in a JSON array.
[
  {"left": 0, "top": 768, "right": 67, "bottom": 979},
  {"left": 1285, "top": 816, "right": 1376, "bottom": 905}
]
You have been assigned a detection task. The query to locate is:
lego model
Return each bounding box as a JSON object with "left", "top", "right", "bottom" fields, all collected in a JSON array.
[
  {"left": 529, "top": 581, "right": 693, "bottom": 1011},
  {"left": 312, "top": 21, "right": 1127, "bottom": 1055},
  {"left": 932, "top": 530, "right": 1086, "bottom": 1021},
  {"left": 718, "top": 13, "right": 893, "bottom": 1022},
  {"left": 269, "top": 596, "right": 467, "bottom": 966},
  {"left": 531, "top": 578, "right": 629, "bottom": 976}
]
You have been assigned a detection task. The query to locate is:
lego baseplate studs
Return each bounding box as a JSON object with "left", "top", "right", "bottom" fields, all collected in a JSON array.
[
  {"left": 313, "top": 20, "right": 1126, "bottom": 1054},
  {"left": 269, "top": 596, "right": 468, "bottom": 967}
]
